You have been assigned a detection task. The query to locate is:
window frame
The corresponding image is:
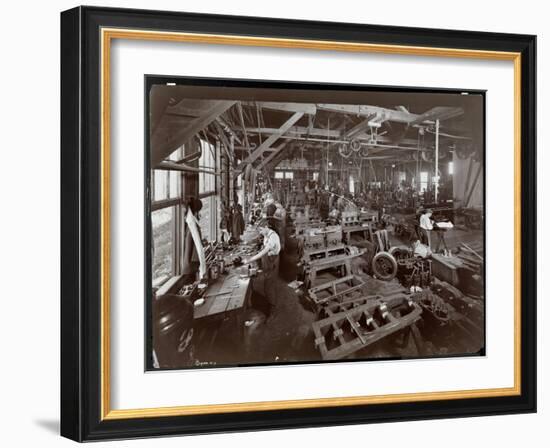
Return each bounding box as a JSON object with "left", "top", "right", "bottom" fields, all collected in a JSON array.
[{"left": 151, "top": 146, "right": 185, "bottom": 286}]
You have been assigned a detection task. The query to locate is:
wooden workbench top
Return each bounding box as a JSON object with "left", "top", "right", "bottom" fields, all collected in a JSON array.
[{"left": 194, "top": 271, "right": 251, "bottom": 320}]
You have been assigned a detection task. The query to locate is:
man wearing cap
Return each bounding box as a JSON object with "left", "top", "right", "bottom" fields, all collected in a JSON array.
[
  {"left": 419, "top": 208, "right": 434, "bottom": 248},
  {"left": 242, "top": 218, "right": 281, "bottom": 322},
  {"left": 264, "top": 195, "right": 286, "bottom": 252}
]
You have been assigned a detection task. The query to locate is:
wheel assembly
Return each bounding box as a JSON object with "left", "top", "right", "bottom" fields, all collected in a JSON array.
[
  {"left": 372, "top": 251, "right": 398, "bottom": 281},
  {"left": 389, "top": 246, "right": 413, "bottom": 261}
]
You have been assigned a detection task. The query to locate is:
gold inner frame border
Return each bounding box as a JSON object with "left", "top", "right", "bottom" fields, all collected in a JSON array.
[{"left": 99, "top": 27, "right": 522, "bottom": 420}]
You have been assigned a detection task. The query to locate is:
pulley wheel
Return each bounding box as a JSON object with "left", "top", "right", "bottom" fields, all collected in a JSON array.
[
  {"left": 350, "top": 138, "right": 361, "bottom": 152},
  {"left": 372, "top": 251, "right": 398, "bottom": 281}
]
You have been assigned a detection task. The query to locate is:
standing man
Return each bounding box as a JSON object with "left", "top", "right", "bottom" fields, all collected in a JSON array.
[
  {"left": 182, "top": 198, "right": 207, "bottom": 283},
  {"left": 219, "top": 200, "right": 232, "bottom": 243},
  {"left": 264, "top": 196, "right": 286, "bottom": 252},
  {"left": 419, "top": 208, "right": 434, "bottom": 248},
  {"left": 242, "top": 218, "right": 281, "bottom": 323},
  {"left": 231, "top": 202, "right": 245, "bottom": 241}
]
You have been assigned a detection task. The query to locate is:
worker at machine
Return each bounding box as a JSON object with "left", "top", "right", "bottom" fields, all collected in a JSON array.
[
  {"left": 328, "top": 190, "right": 336, "bottom": 210},
  {"left": 419, "top": 208, "right": 434, "bottom": 249},
  {"left": 262, "top": 192, "right": 285, "bottom": 218},
  {"left": 328, "top": 205, "right": 340, "bottom": 224},
  {"left": 182, "top": 197, "right": 207, "bottom": 283},
  {"left": 374, "top": 218, "right": 391, "bottom": 252},
  {"left": 231, "top": 202, "right": 245, "bottom": 241},
  {"left": 376, "top": 191, "right": 386, "bottom": 222},
  {"left": 219, "top": 201, "right": 232, "bottom": 243},
  {"left": 263, "top": 193, "right": 286, "bottom": 251},
  {"left": 336, "top": 195, "right": 348, "bottom": 212},
  {"left": 242, "top": 218, "right": 281, "bottom": 323}
]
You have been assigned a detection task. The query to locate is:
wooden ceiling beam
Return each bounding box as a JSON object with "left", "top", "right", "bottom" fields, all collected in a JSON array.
[
  {"left": 247, "top": 101, "right": 317, "bottom": 115},
  {"left": 216, "top": 116, "right": 242, "bottom": 145},
  {"left": 242, "top": 111, "right": 305, "bottom": 165},
  {"left": 317, "top": 104, "right": 418, "bottom": 124},
  {"left": 257, "top": 141, "right": 291, "bottom": 169},
  {"left": 243, "top": 126, "right": 340, "bottom": 138},
  {"left": 151, "top": 100, "right": 236, "bottom": 168},
  {"left": 409, "top": 106, "right": 464, "bottom": 126}
]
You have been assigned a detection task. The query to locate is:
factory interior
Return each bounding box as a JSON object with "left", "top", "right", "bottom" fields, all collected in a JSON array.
[{"left": 150, "top": 85, "right": 485, "bottom": 369}]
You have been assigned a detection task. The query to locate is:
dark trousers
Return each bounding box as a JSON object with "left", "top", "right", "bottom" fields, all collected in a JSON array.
[
  {"left": 251, "top": 272, "right": 277, "bottom": 319},
  {"left": 420, "top": 228, "right": 432, "bottom": 248},
  {"left": 251, "top": 254, "right": 279, "bottom": 320}
]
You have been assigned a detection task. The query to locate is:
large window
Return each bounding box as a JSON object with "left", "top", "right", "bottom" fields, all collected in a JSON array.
[
  {"left": 152, "top": 206, "right": 174, "bottom": 286},
  {"left": 274, "top": 170, "right": 294, "bottom": 179},
  {"left": 151, "top": 147, "right": 183, "bottom": 287},
  {"left": 199, "top": 140, "right": 216, "bottom": 195},
  {"left": 150, "top": 141, "right": 220, "bottom": 285},
  {"left": 198, "top": 140, "right": 218, "bottom": 242},
  {"left": 153, "top": 147, "right": 182, "bottom": 201},
  {"left": 199, "top": 195, "right": 218, "bottom": 243},
  {"left": 153, "top": 170, "right": 169, "bottom": 201}
]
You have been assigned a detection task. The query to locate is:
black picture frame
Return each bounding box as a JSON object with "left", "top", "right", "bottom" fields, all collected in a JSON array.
[{"left": 61, "top": 5, "right": 536, "bottom": 442}]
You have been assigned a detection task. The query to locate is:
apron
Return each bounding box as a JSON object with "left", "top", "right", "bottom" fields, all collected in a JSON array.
[
  {"left": 261, "top": 253, "right": 278, "bottom": 279},
  {"left": 259, "top": 253, "right": 279, "bottom": 306}
]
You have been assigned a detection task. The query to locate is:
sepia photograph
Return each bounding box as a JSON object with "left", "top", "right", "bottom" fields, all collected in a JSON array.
[{"left": 146, "top": 79, "right": 485, "bottom": 370}]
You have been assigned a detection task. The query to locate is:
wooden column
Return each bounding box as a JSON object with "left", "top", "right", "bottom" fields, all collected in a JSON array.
[{"left": 435, "top": 119, "right": 440, "bottom": 202}]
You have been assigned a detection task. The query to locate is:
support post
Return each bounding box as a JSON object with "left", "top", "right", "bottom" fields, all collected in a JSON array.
[{"left": 434, "top": 119, "right": 440, "bottom": 203}]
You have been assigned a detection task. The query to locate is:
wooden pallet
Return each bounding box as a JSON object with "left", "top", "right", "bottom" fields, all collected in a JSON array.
[
  {"left": 301, "top": 244, "right": 347, "bottom": 262},
  {"left": 312, "top": 295, "right": 422, "bottom": 360},
  {"left": 302, "top": 250, "right": 364, "bottom": 288},
  {"left": 308, "top": 274, "right": 366, "bottom": 310},
  {"left": 319, "top": 291, "right": 409, "bottom": 318}
]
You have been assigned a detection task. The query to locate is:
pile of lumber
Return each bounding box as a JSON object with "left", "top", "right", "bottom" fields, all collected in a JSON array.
[
  {"left": 456, "top": 242, "right": 483, "bottom": 275},
  {"left": 455, "top": 242, "right": 484, "bottom": 299}
]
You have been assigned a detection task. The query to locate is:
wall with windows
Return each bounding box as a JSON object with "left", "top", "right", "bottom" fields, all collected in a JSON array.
[
  {"left": 274, "top": 170, "right": 294, "bottom": 180},
  {"left": 150, "top": 139, "right": 221, "bottom": 288},
  {"left": 151, "top": 147, "right": 184, "bottom": 286},
  {"left": 198, "top": 139, "right": 218, "bottom": 242}
]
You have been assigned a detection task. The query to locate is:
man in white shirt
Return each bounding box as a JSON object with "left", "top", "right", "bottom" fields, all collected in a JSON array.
[
  {"left": 243, "top": 219, "right": 281, "bottom": 267},
  {"left": 419, "top": 209, "right": 433, "bottom": 248},
  {"left": 243, "top": 219, "right": 281, "bottom": 322}
]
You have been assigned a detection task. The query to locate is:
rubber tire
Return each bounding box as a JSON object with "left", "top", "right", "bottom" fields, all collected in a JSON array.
[{"left": 372, "top": 251, "right": 398, "bottom": 281}]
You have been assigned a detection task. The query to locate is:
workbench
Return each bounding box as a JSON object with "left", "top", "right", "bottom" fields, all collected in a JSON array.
[
  {"left": 193, "top": 271, "right": 251, "bottom": 321},
  {"left": 188, "top": 268, "right": 252, "bottom": 358},
  {"left": 431, "top": 253, "right": 463, "bottom": 287},
  {"left": 342, "top": 223, "right": 373, "bottom": 243},
  {"left": 190, "top": 242, "right": 258, "bottom": 352},
  {"left": 303, "top": 250, "right": 365, "bottom": 288}
]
